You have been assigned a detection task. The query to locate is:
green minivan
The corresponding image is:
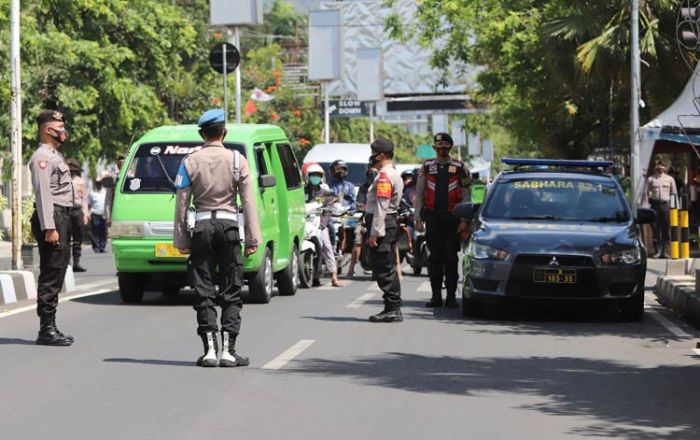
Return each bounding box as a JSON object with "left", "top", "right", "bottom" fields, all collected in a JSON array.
[{"left": 110, "top": 124, "right": 305, "bottom": 304}]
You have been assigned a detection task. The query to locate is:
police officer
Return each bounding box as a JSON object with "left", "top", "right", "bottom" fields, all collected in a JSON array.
[
  {"left": 366, "top": 139, "right": 404, "bottom": 323},
  {"left": 29, "top": 110, "right": 74, "bottom": 346},
  {"left": 414, "top": 133, "right": 470, "bottom": 309},
  {"left": 67, "top": 158, "right": 88, "bottom": 272},
  {"left": 174, "top": 109, "right": 262, "bottom": 368}
]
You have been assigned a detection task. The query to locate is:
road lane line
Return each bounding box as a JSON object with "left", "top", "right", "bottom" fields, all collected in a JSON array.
[
  {"left": 346, "top": 293, "right": 376, "bottom": 309},
  {"left": 77, "top": 279, "right": 117, "bottom": 291},
  {"left": 645, "top": 307, "right": 693, "bottom": 338},
  {"left": 0, "top": 287, "right": 115, "bottom": 320},
  {"left": 417, "top": 281, "right": 431, "bottom": 293},
  {"left": 261, "top": 339, "right": 316, "bottom": 370},
  {"left": 693, "top": 348, "right": 700, "bottom": 356}
]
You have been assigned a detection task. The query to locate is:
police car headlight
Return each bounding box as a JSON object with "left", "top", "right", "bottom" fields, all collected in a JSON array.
[
  {"left": 601, "top": 248, "right": 641, "bottom": 265},
  {"left": 111, "top": 222, "right": 145, "bottom": 238},
  {"left": 467, "top": 242, "right": 509, "bottom": 260}
]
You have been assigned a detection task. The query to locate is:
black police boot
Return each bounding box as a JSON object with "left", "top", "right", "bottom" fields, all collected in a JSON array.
[
  {"left": 73, "top": 257, "right": 87, "bottom": 273},
  {"left": 196, "top": 332, "right": 219, "bottom": 367},
  {"left": 369, "top": 304, "right": 403, "bottom": 323},
  {"left": 219, "top": 332, "right": 249, "bottom": 368},
  {"left": 425, "top": 295, "right": 443, "bottom": 308},
  {"left": 36, "top": 315, "right": 73, "bottom": 346},
  {"left": 445, "top": 295, "right": 459, "bottom": 309}
]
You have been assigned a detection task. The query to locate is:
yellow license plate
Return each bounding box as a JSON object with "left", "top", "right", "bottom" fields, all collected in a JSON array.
[
  {"left": 533, "top": 268, "right": 576, "bottom": 284},
  {"left": 155, "top": 243, "right": 185, "bottom": 258}
]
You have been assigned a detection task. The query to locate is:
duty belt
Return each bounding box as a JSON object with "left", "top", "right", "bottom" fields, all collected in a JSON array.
[{"left": 195, "top": 210, "right": 238, "bottom": 222}]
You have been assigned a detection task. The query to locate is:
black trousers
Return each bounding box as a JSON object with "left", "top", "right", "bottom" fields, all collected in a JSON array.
[
  {"left": 69, "top": 207, "right": 84, "bottom": 260},
  {"left": 650, "top": 200, "right": 670, "bottom": 252},
  {"left": 91, "top": 214, "right": 107, "bottom": 251},
  {"left": 188, "top": 218, "right": 244, "bottom": 335},
  {"left": 31, "top": 207, "right": 71, "bottom": 318},
  {"left": 425, "top": 211, "right": 460, "bottom": 298},
  {"left": 368, "top": 214, "right": 402, "bottom": 307}
]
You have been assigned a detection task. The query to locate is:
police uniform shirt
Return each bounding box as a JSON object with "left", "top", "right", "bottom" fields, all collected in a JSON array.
[
  {"left": 72, "top": 174, "right": 89, "bottom": 217},
  {"left": 173, "top": 141, "right": 262, "bottom": 249},
  {"left": 29, "top": 143, "right": 74, "bottom": 230},
  {"left": 366, "top": 164, "right": 404, "bottom": 237},
  {"left": 643, "top": 173, "right": 677, "bottom": 203}
]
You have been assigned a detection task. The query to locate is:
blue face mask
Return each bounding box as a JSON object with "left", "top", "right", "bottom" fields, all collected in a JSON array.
[{"left": 309, "top": 176, "right": 322, "bottom": 186}]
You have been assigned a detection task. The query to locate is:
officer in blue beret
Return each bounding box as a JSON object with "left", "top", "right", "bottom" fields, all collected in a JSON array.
[{"left": 173, "top": 109, "right": 262, "bottom": 368}]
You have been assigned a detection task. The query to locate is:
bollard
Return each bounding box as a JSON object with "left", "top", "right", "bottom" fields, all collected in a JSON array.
[
  {"left": 670, "top": 195, "right": 680, "bottom": 260},
  {"left": 681, "top": 194, "right": 690, "bottom": 259}
]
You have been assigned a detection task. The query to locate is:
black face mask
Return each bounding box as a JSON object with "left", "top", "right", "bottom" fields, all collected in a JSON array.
[
  {"left": 334, "top": 171, "right": 347, "bottom": 181},
  {"left": 368, "top": 153, "right": 383, "bottom": 168},
  {"left": 49, "top": 128, "right": 69, "bottom": 145}
]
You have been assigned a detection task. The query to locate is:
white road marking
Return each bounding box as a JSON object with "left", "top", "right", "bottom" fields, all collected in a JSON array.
[
  {"left": 346, "top": 293, "right": 376, "bottom": 309},
  {"left": 692, "top": 348, "right": 700, "bottom": 356},
  {"left": 262, "top": 339, "right": 316, "bottom": 370},
  {"left": 77, "top": 279, "right": 117, "bottom": 291},
  {"left": 645, "top": 307, "right": 693, "bottom": 338},
  {"left": 417, "top": 281, "right": 431, "bottom": 293},
  {"left": 0, "top": 287, "right": 115, "bottom": 320},
  {"left": 315, "top": 280, "right": 352, "bottom": 291}
]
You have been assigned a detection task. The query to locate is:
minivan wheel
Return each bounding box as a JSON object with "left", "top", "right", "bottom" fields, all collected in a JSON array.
[
  {"left": 247, "top": 248, "right": 274, "bottom": 303},
  {"left": 160, "top": 282, "right": 180, "bottom": 297},
  {"left": 278, "top": 246, "right": 299, "bottom": 296},
  {"left": 119, "top": 273, "right": 146, "bottom": 303},
  {"left": 299, "top": 250, "right": 315, "bottom": 288}
]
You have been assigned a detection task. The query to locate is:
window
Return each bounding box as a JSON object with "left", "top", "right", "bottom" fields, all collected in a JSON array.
[
  {"left": 276, "top": 143, "right": 302, "bottom": 189},
  {"left": 122, "top": 142, "right": 245, "bottom": 193},
  {"left": 254, "top": 144, "right": 269, "bottom": 176}
]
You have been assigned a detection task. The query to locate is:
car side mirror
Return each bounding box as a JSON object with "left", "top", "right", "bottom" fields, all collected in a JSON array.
[
  {"left": 454, "top": 202, "right": 477, "bottom": 220},
  {"left": 259, "top": 174, "right": 276, "bottom": 189},
  {"left": 101, "top": 175, "right": 116, "bottom": 189},
  {"left": 635, "top": 208, "right": 656, "bottom": 225}
]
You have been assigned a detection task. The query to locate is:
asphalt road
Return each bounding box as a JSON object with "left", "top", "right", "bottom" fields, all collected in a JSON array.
[{"left": 1, "top": 250, "right": 699, "bottom": 440}]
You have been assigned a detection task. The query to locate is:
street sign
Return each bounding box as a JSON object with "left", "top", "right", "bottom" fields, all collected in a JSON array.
[
  {"left": 210, "top": 0, "right": 263, "bottom": 26},
  {"left": 322, "top": 100, "right": 370, "bottom": 118},
  {"left": 209, "top": 43, "right": 240, "bottom": 74},
  {"left": 417, "top": 144, "right": 436, "bottom": 159}
]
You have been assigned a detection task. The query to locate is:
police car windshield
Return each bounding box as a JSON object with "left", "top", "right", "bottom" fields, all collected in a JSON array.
[
  {"left": 483, "top": 177, "right": 630, "bottom": 223},
  {"left": 122, "top": 142, "right": 245, "bottom": 193}
]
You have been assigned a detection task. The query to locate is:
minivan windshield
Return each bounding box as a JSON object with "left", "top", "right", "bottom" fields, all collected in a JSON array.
[
  {"left": 482, "top": 177, "right": 630, "bottom": 223},
  {"left": 122, "top": 142, "right": 245, "bottom": 193}
]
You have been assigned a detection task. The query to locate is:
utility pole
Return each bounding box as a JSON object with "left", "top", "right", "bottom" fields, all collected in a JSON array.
[
  {"left": 630, "top": 0, "right": 641, "bottom": 212},
  {"left": 10, "top": 0, "right": 23, "bottom": 270}
]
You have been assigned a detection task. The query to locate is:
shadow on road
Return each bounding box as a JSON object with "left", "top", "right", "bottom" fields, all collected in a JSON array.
[
  {"left": 0, "top": 337, "right": 36, "bottom": 346},
  {"left": 302, "top": 316, "right": 369, "bottom": 323},
  {"left": 289, "top": 353, "right": 700, "bottom": 439},
  {"left": 103, "top": 357, "right": 193, "bottom": 367}
]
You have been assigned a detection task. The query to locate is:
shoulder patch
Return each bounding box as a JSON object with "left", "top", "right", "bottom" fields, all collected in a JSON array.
[
  {"left": 38, "top": 160, "right": 48, "bottom": 170},
  {"left": 376, "top": 172, "right": 392, "bottom": 199}
]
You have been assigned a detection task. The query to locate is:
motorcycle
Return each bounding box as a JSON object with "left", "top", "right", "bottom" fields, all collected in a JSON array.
[
  {"left": 407, "top": 229, "right": 430, "bottom": 276},
  {"left": 299, "top": 201, "right": 323, "bottom": 288}
]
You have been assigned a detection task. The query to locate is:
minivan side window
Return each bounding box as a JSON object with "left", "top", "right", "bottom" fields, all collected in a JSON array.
[
  {"left": 276, "top": 143, "right": 302, "bottom": 189},
  {"left": 254, "top": 144, "right": 268, "bottom": 176}
]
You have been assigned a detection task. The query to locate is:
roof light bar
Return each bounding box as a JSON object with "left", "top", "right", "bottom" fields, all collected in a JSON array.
[{"left": 501, "top": 158, "right": 613, "bottom": 168}]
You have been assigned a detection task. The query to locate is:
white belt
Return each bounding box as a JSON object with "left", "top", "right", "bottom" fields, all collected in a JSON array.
[{"left": 195, "top": 211, "right": 238, "bottom": 222}]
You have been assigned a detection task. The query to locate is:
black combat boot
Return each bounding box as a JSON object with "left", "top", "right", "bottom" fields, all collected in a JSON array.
[
  {"left": 36, "top": 315, "right": 73, "bottom": 346},
  {"left": 73, "top": 257, "right": 87, "bottom": 273},
  {"left": 445, "top": 294, "right": 459, "bottom": 309},
  {"left": 369, "top": 304, "right": 403, "bottom": 323},
  {"left": 425, "top": 295, "right": 443, "bottom": 308},
  {"left": 218, "top": 332, "right": 249, "bottom": 368},
  {"left": 196, "top": 332, "right": 219, "bottom": 367}
]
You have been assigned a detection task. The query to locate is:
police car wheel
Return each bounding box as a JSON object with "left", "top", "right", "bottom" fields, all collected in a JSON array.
[
  {"left": 278, "top": 247, "right": 299, "bottom": 296},
  {"left": 299, "top": 250, "right": 314, "bottom": 288},
  {"left": 247, "top": 248, "right": 273, "bottom": 303},
  {"left": 620, "top": 296, "right": 644, "bottom": 322},
  {"left": 118, "top": 273, "right": 146, "bottom": 303}
]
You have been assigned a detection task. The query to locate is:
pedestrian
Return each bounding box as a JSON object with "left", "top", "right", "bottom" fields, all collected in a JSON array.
[
  {"left": 366, "top": 139, "right": 404, "bottom": 323},
  {"left": 414, "top": 133, "right": 471, "bottom": 308},
  {"left": 88, "top": 177, "right": 108, "bottom": 253},
  {"left": 642, "top": 160, "right": 677, "bottom": 259},
  {"left": 104, "top": 154, "right": 125, "bottom": 227},
  {"left": 173, "top": 109, "right": 261, "bottom": 368},
  {"left": 67, "top": 158, "right": 88, "bottom": 272},
  {"left": 29, "top": 110, "right": 74, "bottom": 346}
]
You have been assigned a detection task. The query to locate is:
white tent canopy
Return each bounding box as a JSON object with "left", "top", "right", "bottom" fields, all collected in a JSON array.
[{"left": 637, "top": 64, "right": 700, "bottom": 203}]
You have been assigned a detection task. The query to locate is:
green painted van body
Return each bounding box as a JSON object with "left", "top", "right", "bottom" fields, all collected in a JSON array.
[{"left": 111, "top": 124, "right": 305, "bottom": 281}]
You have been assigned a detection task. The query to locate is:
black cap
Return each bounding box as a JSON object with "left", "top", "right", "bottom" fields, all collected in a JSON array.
[
  {"left": 371, "top": 138, "right": 394, "bottom": 153},
  {"left": 66, "top": 158, "right": 80, "bottom": 171},
  {"left": 37, "top": 110, "right": 65, "bottom": 125},
  {"left": 433, "top": 132, "right": 453, "bottom": 146}
]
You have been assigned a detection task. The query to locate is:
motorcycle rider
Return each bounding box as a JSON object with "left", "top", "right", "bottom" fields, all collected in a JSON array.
[
  {"left": 304, "top": 163, "right": 343, "bottom": 288},
  {"left": 346, "top": 167, "right": 378, "bottom": 278},
  {"left": 328, "top": 160, "right": 357, "bottom": 251}
]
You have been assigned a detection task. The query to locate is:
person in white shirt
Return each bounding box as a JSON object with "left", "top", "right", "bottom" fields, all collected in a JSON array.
[{"left": 88, "top": 178, "right": 108, "bottom": 253}]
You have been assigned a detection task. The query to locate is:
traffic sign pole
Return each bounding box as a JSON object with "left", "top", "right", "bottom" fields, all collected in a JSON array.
[
  {"left": 10, "top": 0, "right": 22, "bottom": 270},
  {"left": 223, "top": 41, "right": 228, "bottom": 123},
  {"left": 234, "top": 27, "right": 242, "bottom": 123},
  {"left": 324, "top": 81, "right": 330, "bottom": 144},
  {"left": 369, "top": 102, "right": 375, "bottom": 143}
]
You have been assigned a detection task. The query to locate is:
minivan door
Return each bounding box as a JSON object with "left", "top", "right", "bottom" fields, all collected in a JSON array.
[{"left": 253, "top": 143, "right": 280, "bottom": 265}]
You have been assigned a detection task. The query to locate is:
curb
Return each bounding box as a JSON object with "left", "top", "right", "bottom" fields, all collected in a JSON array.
[
  {"left": 0, "top": 266, "right": 75, "bottom": 306},
  {"left": 653, "top": 258, "right": 700, "bottom": 330}
]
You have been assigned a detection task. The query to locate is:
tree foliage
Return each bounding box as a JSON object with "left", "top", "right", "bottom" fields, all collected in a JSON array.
[{"left": 389, "top": 0, "right": 693, "bottom": 160}]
